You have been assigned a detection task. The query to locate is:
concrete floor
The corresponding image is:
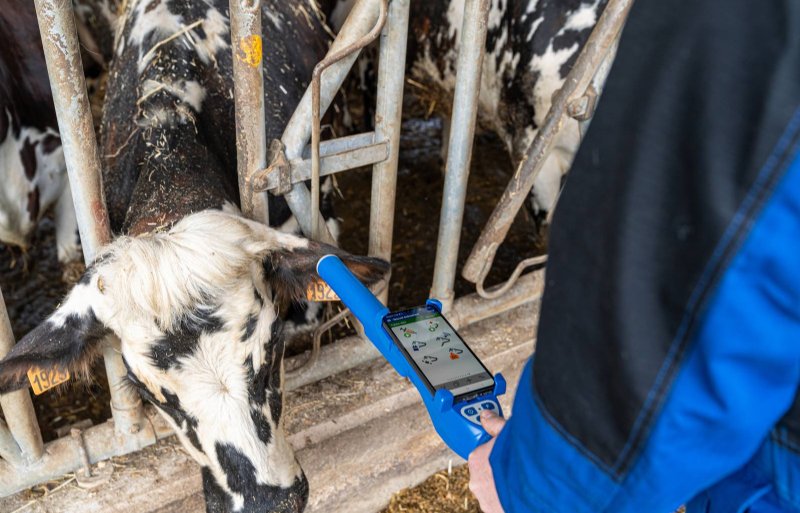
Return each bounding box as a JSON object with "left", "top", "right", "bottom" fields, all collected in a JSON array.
[{"left": 0, "top": 301, "right": 537, "bottom": 513}]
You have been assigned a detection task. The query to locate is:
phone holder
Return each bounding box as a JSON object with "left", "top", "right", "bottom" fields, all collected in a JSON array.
[{"left": 317, "top": 254, "right": 505, "bottom": 459}]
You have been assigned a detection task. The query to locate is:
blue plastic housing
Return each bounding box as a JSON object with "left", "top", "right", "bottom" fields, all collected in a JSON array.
[{"left": 317, "top": 254, "right": 505, "bottom": 459}]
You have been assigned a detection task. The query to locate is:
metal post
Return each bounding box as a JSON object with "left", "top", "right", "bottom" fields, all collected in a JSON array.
[
  {"left": 33, "top": 0, "right": 144, "bottom": 435},
  {"left": 429, "top": 0, "right": 490, "bottom": 312},
  {"left": 279, "top": 0, "right": 382, "bottom": 244},
  {"left": 0, "top": 418, "right": 23, "bottom": 466},
  {"left": 368, "top": 0, "right": 410, "bottom": 304},
  {"left": 230, "top": 0, "right": 269, "bottom": 224},
  {"left": 0, "top": 288, "right": 43, "bottom": 465},
  {"left": 461, "top": 0, "right": 633, "bottom": 287},
  {"left": 310, "top": 0, "right": 388, "bottom": 241}
]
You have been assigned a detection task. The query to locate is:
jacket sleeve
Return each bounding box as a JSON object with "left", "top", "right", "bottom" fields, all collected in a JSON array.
[{"left": 488, "top": 0, "right": 800, "bottom": 511}]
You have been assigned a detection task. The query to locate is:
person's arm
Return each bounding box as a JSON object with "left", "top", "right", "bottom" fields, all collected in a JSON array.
[{"left": 477, "top": 0, "right": 800, "bottom": 511}]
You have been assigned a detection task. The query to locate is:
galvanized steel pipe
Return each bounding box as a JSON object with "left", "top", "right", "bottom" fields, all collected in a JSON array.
[
  {"left": 230, "top": 0, "right": 269, "bottom": 224},
  {"left": 0, "top": 418, "right": 22, "bottom": 466},
  {"left": 0, "top": 288, "right": 42, "bottom": 465},
  {"left": 33, "top": 0, "right": 145, "bottom": 435},
  {"left": 0, "top": 408, "right": 173, "bottom": 496},
  {"left": 369, "top": 0, "right": 410, "bottom": 304},
  {"left": 310, "top": 0, "right": 388, "bottom": 240},
  {"left": 429, "top": 0, "right": 491, "bottom": 312},
  {"left": 280, "top": 0, "right": 382, "bottom": 244},
  {"left": 461, "top": 0, "right": 633, "bottom": 286}
]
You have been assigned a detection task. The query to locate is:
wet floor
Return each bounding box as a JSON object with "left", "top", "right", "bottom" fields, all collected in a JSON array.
[{"left": 0, "top": 93, "right": 543, "bottom": 442}]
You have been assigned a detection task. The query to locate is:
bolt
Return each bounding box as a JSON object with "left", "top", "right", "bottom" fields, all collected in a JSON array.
[
  {"left": 129, "top": 423, "right": 141, "bottom": 434},
  {"left": 70, "top": 429, "right": 93, "bottom": 478}
]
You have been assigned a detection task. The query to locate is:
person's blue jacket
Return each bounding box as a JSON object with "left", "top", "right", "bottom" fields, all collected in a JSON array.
[{"left": 490, "top": 0, "right": 800, "bottom": 511}]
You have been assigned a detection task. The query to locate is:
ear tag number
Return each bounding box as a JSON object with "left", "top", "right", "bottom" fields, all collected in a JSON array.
[
  {"left": 27, "top": 366, "right": 70, "bottom": 395},
  {"left": 306, "top": 279, "right": 340, "bottom": 302}
]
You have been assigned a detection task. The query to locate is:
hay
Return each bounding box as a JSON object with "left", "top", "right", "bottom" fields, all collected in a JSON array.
[{"left": 382, "top": 464, "right": 480, "bottom": 513}]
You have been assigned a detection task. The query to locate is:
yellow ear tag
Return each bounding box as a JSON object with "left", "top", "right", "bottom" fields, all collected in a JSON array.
[
  {"left": 27, "top": 366, "right": 70, "bottom": 395},
  {"left": 306, "top": 279, "right": 340, "bottom": 302}
]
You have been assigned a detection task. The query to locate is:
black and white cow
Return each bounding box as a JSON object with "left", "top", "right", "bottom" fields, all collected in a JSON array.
[
  {"left": 0, "top": 1, "right": 387, "bottom": 512},
  {"left": 0, "top": 1, "right": 80, "bottom": 264},
  {"left": 327, "top": 0, "right": 610, "bottom": 220},
  {"left": 408, "top": 0, "right": 611, "bottom": 219}
]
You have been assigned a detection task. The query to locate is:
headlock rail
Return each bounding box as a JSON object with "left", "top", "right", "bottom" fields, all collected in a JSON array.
[{"left": 0, "top": 0, "right": 628, "bottom": 498}]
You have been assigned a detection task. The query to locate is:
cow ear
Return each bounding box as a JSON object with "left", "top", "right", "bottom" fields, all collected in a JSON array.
[
  {"left": 262, "top": 241, "right": 390, "bottom": 305},
  {"left": 0, "top": 288, "right": 110, "bottom": 394}
]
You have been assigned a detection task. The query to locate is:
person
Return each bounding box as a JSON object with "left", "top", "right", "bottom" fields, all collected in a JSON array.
[{"left": 467, "top": 0, "right": 800, "bottom": 511}]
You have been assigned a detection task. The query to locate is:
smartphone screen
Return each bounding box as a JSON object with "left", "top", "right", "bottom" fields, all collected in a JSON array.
[{"left": 383, "top": 305, "right": 494, "bottom": 399}]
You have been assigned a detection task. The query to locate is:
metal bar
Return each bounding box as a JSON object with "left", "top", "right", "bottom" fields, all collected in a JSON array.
[
  {"left": 285, "top": 270, "right": 544, "bottom": 390},
  {"left": 461, "top": 0, "right": 633, "bottom": 286},
  {"left": 33, "top": 0, "right": 145, "bottom": 435},
  {"left": 230, "top": 0, "right": 269, "bottom": 224},
  {"left": 429, "top": 0, "right": 491, "bottom": 312},
  {"left": 0, "top": 408, "right": 173, "bottom": 497},
  {"left": 261, "top": 140, "right": 388, "bottom": 192},
  {"left": 279, "top": 0, "right": 382, "bottom": 244},
  {"left": 369, "top": 0, "right": 410, "bottom": 304},
  {"left": 264, "top": 138, "right": 389, "bottom": 190},
  {"left": 0, "top": 418, "right": 23, "bottom": 466},
  {"left": 0, "top": 288, "right": 42, "bottom": 464},
  {"left": 301, "top": 132, "right": 376, "bottom": 158},
  {"left": 310, "top": 0, "right": 388, "bottom": 240}
]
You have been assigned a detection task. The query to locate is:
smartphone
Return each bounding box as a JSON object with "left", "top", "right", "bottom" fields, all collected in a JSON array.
[{"left": 383, "top": 305, "right": 495, "bottom": 401}]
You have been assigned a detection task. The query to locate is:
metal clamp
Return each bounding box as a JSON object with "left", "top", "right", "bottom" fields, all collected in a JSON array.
[
  {"left": 567, "top": 84, "right": 599, "bottom": 121},
  {"left": 70, "top": 428, "right": 113, "bottom": 489},
  {"left": 253, "top": 139, "right": 292, "bottom": 196}
]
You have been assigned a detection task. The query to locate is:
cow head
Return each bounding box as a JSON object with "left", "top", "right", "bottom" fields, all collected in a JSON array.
[{"left": 0, "top": 206, "right": 389, "bottom": 513}]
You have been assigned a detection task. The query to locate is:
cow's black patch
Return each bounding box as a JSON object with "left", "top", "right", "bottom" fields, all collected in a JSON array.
[
  {"left": 201, "top": 466, "right": 231, "bottom": 513},
  {"left": 20, "top": 138, "right": 38, "bottom": 180},
  {"left": 245, "top": 354, "right": 268, "bottom": 407},
  {"left": 215, "top": 443, "right": 308, "bottom": 513},
  {"left": 77, "top": 266, "right": 96, "bottom": 286},
  {"left": 159, "top": 388, "right": 202, "bottom": 452},
  {"left": 149, "top": 306, "right": 223, "bottom": 370},
  {"left": 250, "top": 406, "right": 272, "bottom": 445},
  {"left": 241, "top": 313, "right": 258, "bottom": 342},
  {"left": 27, "top": 186, "right": 40, "bottom": 221},
  {"left": 40, "top": 134, "right": 60, "bottom": 154}
]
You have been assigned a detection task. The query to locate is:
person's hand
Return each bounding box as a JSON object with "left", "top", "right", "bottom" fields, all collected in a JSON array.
[{"left": 468, "top": 410, "right": 507, "bottom": 513}]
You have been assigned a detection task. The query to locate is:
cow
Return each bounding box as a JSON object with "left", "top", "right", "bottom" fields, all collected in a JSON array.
[
  {"left": 330, "top": 0, "right": 612, "bottom": 223},
  {"left": 409, "top": 0, "right": 612, "bottom": 220},
  {"left": 0, "top": 1, "right": 388, "bottom": 512},
  {"left": 0, "top": 1, "right": 81, "bottom": 266}
]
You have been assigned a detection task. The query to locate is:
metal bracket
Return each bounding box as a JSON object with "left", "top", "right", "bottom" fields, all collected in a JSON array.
[
  {"left": 567, "top": 84, "right": 599, "bottom": 121},
  {"left": 70, "top": 428, "right": 113, "bottom": 490},
  {"left": 253, "top": 139, "right": 292, "bottom": 196}
]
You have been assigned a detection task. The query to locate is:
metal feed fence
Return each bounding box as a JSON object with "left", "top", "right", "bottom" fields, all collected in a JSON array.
[{"left": 0, "top": 0, "right": 631, "bottom": 496}]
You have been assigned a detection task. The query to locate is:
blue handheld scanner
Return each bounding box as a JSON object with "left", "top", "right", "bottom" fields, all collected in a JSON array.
[{"left": 316, "top": 254, "right": 506, "bottom": 459}]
